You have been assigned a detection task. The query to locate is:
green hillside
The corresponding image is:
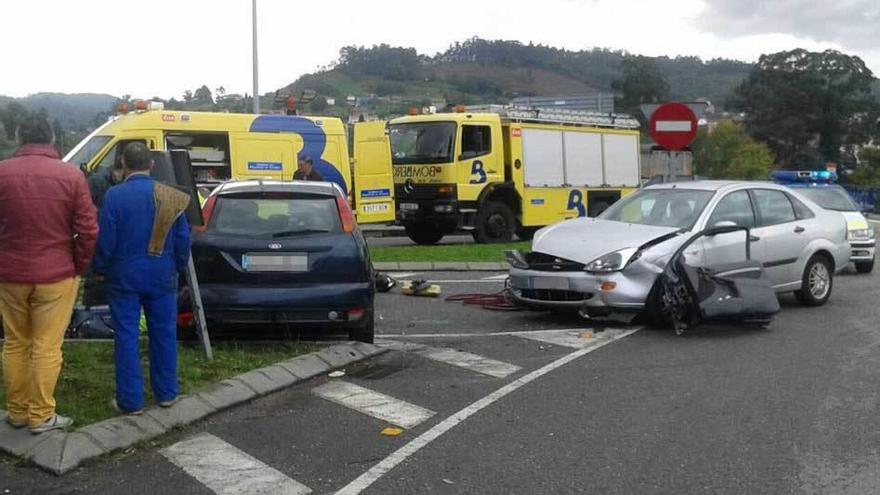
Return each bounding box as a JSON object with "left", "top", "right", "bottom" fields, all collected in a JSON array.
[{"left": 283, "top": 38, "right": 754, "bottom": 118}]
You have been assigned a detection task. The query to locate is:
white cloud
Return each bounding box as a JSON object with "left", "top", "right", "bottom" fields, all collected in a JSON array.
[{"left": 1, "top": 0, "right": 877, "bottom": 99}]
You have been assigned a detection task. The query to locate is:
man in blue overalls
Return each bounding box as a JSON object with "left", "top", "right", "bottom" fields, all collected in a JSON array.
[{"left": 95, "top": 143, "right": 191, "bottom": 414}]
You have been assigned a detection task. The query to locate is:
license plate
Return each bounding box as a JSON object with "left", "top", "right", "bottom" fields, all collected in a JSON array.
[
  {"left": 400, "top": 203, "right": 419, "bottom": 211},
  {"left": 531, "top": 277, "right": 569, "bottom": 290},
  {"left": 362, "top": 203, "right": 390, "bottom": 214},
  {"left": 242, "top": 253, "right": 308, "bottom": 272}
]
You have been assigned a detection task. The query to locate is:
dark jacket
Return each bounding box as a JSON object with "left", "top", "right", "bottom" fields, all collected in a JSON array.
[
  {"left": 94, "top": 174, "right": 190, "bottom": 293},
  {"left": 0, "top": 144, "right": 98, "bottom": 284},
  {"left": 87, "top": 166, "right": 117, "bottom": 208},
  {"left": 293, "top": 168, "right": 324, "bottom": 181}
]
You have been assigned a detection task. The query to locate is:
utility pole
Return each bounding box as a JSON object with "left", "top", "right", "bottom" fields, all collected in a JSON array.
[{"left": 252, "top": 0, "right": 259, "bottom": 114}]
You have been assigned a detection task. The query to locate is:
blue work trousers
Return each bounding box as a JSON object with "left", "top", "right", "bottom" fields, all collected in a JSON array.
[{"left": 109, "top": 285, "right": 178, "bottom": 412}]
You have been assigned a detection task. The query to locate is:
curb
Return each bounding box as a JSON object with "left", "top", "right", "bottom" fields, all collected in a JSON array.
[
  {"left": 374, "top": 262, "right": 507, "bottom": 271},
  {"left": 0, "top": 342, "right": 387, "bottom": 475}
]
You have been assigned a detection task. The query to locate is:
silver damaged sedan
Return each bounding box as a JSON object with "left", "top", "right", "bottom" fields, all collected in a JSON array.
[{"left": 507, "top": 181, "right": 850, "bottom": 320}]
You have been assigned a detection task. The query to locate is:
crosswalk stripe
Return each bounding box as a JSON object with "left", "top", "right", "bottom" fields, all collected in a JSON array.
[
  {"left": 161, "top": 433, "right": 312, "bottom": 495},
  {"left": 377, "top": 340, "right": 521, "bottom": 378},
  {"left": 515, "top": 328, "right": 640, "bottom": 349},
  {"left": 313, "top": 381, "right": 435, "bottom": 429}
]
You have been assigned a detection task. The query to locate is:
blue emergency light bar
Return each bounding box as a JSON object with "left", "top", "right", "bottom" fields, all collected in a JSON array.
[{"left": 770, "top": 170, "right": 837, "bottom": 183}]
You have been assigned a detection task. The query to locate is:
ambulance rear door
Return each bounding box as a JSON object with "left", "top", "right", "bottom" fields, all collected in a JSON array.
[{"left": 352, "top": 121, "right": 395, "bottom": 223}]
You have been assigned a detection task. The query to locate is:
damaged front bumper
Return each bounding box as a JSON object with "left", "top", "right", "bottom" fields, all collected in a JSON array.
[{"left": 507, "top": 263, "right": 660, "bottom": 318}]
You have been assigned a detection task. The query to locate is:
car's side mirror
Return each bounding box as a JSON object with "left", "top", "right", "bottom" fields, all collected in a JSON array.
[{"left": 706, "top": 220, "right": 737, "bottom": 236}]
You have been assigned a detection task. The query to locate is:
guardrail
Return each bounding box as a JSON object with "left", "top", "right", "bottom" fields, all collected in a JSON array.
[{"left": 843, "top": 186, "right": 880, "bottom": 213}]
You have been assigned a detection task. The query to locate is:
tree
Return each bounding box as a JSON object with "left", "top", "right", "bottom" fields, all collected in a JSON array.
[
  {"left": 848, "top": 147, "right": 880, "bottom": 187},
  {"left": 309, "top": 96, "right": 328, "bottom": 113},
  {"left": 182, "top": 90, "right": 194, "bottom": 104},
  {"left": 193, "top": 85, "right": 214, "bottom": 106},
  {"left": 612, "top": 56, "right": 670, "bottom": 121},
  {"left": 691, "top": 121, "right": 775, "bottom": 180},
  {"left": 731, "top": 49, "right": 880, "bottom": 168},
  {"left": 0, "top": 101, "right": 30, "bottom": 140}
]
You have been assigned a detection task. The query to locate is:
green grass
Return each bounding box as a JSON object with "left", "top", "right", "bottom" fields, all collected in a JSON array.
[
  {"left": 369, "top": 241, "right": 529, "bottom": 263},
  {"left": 0, "top": 340, "right": 319, "bottom": 426}
]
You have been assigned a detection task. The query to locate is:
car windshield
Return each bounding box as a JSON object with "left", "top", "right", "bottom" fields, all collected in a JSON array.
[
  {"left": 208, "top": 195, "right": 341, "bottom": 238},
  {"left": 65, "top": 135, "right": 112, "bottom": 169},
  {"left": 599, "top": 188, "right": 715, "bottom": 229},
  {"left": 795, "top": 186, "right": 858, "bottom": 212},
  {"left": 389, "top": 122, "right": 456, "bottom": 164}
]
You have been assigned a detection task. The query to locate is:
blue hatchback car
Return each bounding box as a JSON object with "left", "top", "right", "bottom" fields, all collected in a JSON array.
[{"left": 191, "top": 180, "right": 375, "bottom": 342}]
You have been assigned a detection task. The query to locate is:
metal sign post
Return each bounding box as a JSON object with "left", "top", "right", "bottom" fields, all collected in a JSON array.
[{"left": 185, "top": 254, "right": 213, "bottom": 361}]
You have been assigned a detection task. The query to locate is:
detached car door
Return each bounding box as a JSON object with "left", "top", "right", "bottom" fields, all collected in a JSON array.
[{"left": 749, "top": 188, "right": 813, "bottom": 289}]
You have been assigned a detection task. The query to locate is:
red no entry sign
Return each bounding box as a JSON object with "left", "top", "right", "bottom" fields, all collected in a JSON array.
[{"left": 648, "top": 102, "right": 698, "bottom": 151}]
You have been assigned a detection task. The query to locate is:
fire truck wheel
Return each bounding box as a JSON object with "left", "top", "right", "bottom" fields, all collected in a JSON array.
[
  {"left": 473, "top": 201, "right": 515, "bottom": 244},
  {"left": 404, "top": 222, "right": 444, "bottom": 245}
]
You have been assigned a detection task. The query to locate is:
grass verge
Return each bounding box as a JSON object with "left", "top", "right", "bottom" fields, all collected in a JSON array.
[
  {"left": 369, "top": 241, "right": 529, "bottom": 263},
  {"left": 0, "top": 340, "right": 319, "bottom": 426}
]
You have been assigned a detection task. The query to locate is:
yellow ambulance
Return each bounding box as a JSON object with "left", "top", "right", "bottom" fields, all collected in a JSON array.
[{"left": 64, "top": 103, "right": 395, "bottom": 224}]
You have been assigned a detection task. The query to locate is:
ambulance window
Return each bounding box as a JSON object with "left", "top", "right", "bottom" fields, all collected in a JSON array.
[
  {"left": 461, "top": 125, "right": 491, "bottom": 159},
  {"left": 95, "top": 140, "right": 146, "bottom": 171},
  {"left": 68, "top": 136, "right": 112, "bottom": 169}
]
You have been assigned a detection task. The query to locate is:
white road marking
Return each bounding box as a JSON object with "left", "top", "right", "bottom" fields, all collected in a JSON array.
[
  {"left": 515, "top": 328, "right": 638, "bottom": 348},
  {"left": 481, "top": 274, "right": 510, "bottom": 280},
  {"left": 335, "top": 327, "right": 641, "bottom": 495},
  {"left": 386, "top": 272, "right": 421, "bottom": 278},
  {"left": 313, "top": 381, "right": 435, "bottom": 429},
  {"left": 378, "top": 328, "right": 601, "bottom": 339},
  {"left": 399, "top": 279, "right": 505, "bottom": 284},
  {"left": 161, "top": 433, "right": 312, "bottom": 495},
  {"left": 377, "top": 340, "right": 521, "bottom": 378}
]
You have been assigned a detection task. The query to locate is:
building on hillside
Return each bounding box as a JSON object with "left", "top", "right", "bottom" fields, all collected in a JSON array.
[
  {"left": 510, "top": 93, "right": 616, "bottom": 113},
  {"left": 348, "top": 106, "right": 379, "bottom": 124}
]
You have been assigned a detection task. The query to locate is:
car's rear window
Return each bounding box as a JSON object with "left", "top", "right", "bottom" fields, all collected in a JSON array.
[{"left": 208, "top": 195, "right": 341, "bottom": 238}]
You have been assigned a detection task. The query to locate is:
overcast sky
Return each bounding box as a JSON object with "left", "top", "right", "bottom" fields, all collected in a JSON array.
[{"left": 2, "top": 0, "right": 878, "bottom": 99}]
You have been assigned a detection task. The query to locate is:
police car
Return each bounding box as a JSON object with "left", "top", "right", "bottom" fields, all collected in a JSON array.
[{"left": 772, "top": 171, "right": 875, "bottom": 273}]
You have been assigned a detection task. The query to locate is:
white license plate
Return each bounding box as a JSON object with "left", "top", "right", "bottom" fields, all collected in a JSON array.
[
  {"left": 362, "top": 203, "right": 390, "bottom": 214},
  {"left": 531, "top": 277, "right": 569, "bottom": 290},
  {"left": 400, "top": 203, "right": 419, "bottom": 211},
  {"left": 242, "top": 253, "right": 308, "bottom": 272}
]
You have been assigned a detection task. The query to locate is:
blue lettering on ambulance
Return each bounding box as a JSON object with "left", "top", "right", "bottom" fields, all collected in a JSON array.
[
  {"left": 567, "top": 190, "right": 586, "bottom": 217},
  {"left": 249, "top": 115, "right": 348, "bottom": 194},
  {"left": 360, "top": 188, "right": 390, "bottom": 198},
  {"left": 247, "top": 161, "right": 283, "bottom": 171}
]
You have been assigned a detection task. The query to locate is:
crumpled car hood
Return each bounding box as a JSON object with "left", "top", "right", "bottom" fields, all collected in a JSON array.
[{"left": 531, "top": 218, "right": 682, "bottom": 264}]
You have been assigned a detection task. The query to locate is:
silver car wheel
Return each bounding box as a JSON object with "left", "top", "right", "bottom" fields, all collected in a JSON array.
[{"left": 808, "top": 262, "right": 830, "bottom": 299}]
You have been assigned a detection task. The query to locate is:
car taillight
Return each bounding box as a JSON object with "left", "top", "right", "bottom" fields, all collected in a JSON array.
[
  {"left": 336, "top": 195, "right": 356, "bottom": 233},
  {"left": 196, "top": 195, "right": 218, "bottom": 233},
  {"left": 347, "top": 307, "right": 365, "bottom": 321}
]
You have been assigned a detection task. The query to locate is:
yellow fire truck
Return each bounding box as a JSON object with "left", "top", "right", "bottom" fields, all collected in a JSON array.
[{"left": 388, "top": 105, "right": 642, "bottom": 244}]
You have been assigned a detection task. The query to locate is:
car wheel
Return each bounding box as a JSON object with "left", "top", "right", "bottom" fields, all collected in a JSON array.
[
  {"left": 855, "top": 259, "right": 874, "bottom": 274},
  {"left": 348, "top": 313, "right": 375, "bottom": 344},
  {"left": 404, "top": 222, "right": 444, "bottom": 245},
  {"left": 794, "top": 255, "right": 833, "bottom": 306},
  {"left": 474, "top": 201, "right": 515, "bottom": 244},
  {"left": 641, "top": 281, "right": 670, "bottom": 329}
]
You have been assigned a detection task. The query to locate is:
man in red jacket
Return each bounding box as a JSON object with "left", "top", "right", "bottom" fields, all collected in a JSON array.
[{"left": 0, "top": 116, "right": 98, "bottom": 434}]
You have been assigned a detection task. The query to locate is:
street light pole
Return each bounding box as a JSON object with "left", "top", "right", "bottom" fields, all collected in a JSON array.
[{"left": 252, "top": 0, "right": 259, "bottom": 114}]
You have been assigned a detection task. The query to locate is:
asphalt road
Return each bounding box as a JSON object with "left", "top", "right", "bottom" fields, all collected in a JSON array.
[{"left": 2, "top": 265, "right": 880, "bottom": 494}]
